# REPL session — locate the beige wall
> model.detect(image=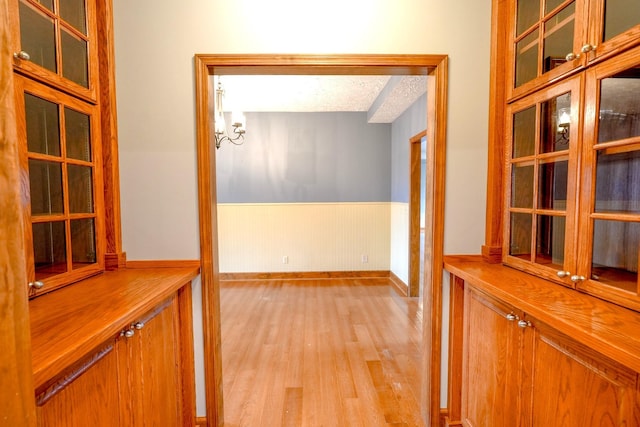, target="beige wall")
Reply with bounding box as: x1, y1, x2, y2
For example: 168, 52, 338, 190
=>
113, 0, 491, 416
